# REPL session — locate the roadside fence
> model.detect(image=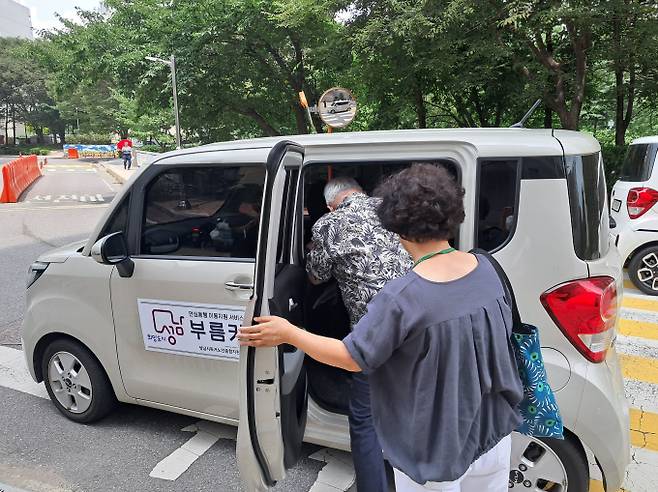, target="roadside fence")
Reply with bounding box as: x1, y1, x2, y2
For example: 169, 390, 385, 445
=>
0, 155, 42, 203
